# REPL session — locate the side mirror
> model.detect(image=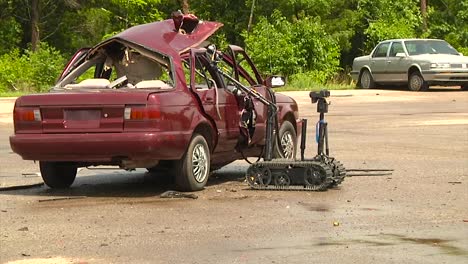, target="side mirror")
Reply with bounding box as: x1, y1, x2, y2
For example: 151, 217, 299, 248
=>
264, 76, 286, 88
395, 52, 406, 58
459, 52, 463, 56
